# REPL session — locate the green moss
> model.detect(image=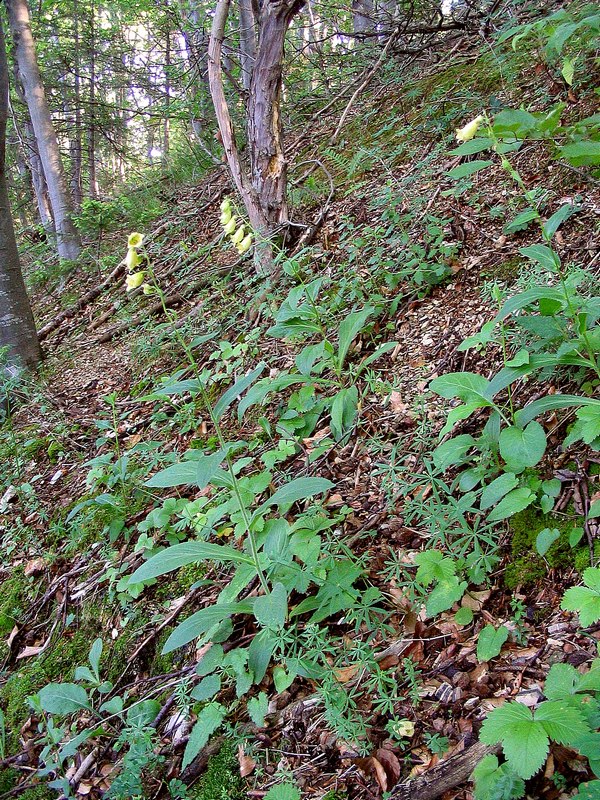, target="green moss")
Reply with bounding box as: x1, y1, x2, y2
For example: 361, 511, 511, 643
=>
482, 258, 524, 283
151, 628, 176, 676
574, 542, 600, 573
0, 622, 98, 750
505, 507, 584, 589
190, 741, 244, 800
323, 793, 348, 800
0, 768, 19, 792
20, 787, 49, 799
0, 568, 31, 634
